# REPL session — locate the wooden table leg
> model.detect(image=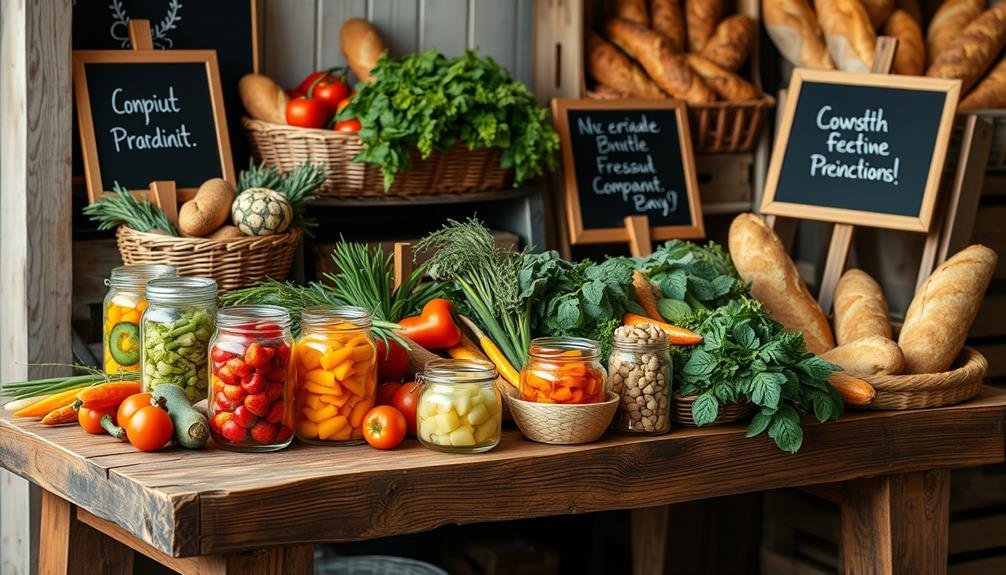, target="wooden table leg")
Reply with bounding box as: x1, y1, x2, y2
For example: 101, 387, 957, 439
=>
38, 490, 133, 575
197, 545, 315, 574
840, 469, 949, 575
631, 505, 669, 575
